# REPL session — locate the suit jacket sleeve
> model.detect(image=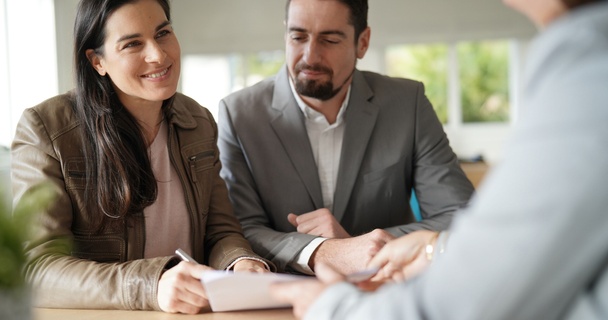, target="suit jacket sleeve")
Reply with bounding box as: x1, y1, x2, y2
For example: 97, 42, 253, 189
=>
201, 107, 275, 271
218, 99, 317, 272
385, 80, 474, 235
